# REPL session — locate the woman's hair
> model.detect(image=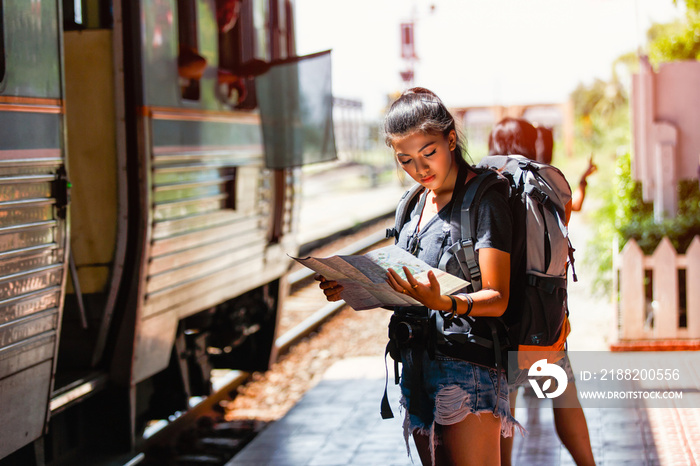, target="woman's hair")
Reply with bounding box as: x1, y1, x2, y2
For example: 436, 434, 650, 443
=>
535, 126, 554, 165
487, 117, 537, 160
384, 87, 469, 167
